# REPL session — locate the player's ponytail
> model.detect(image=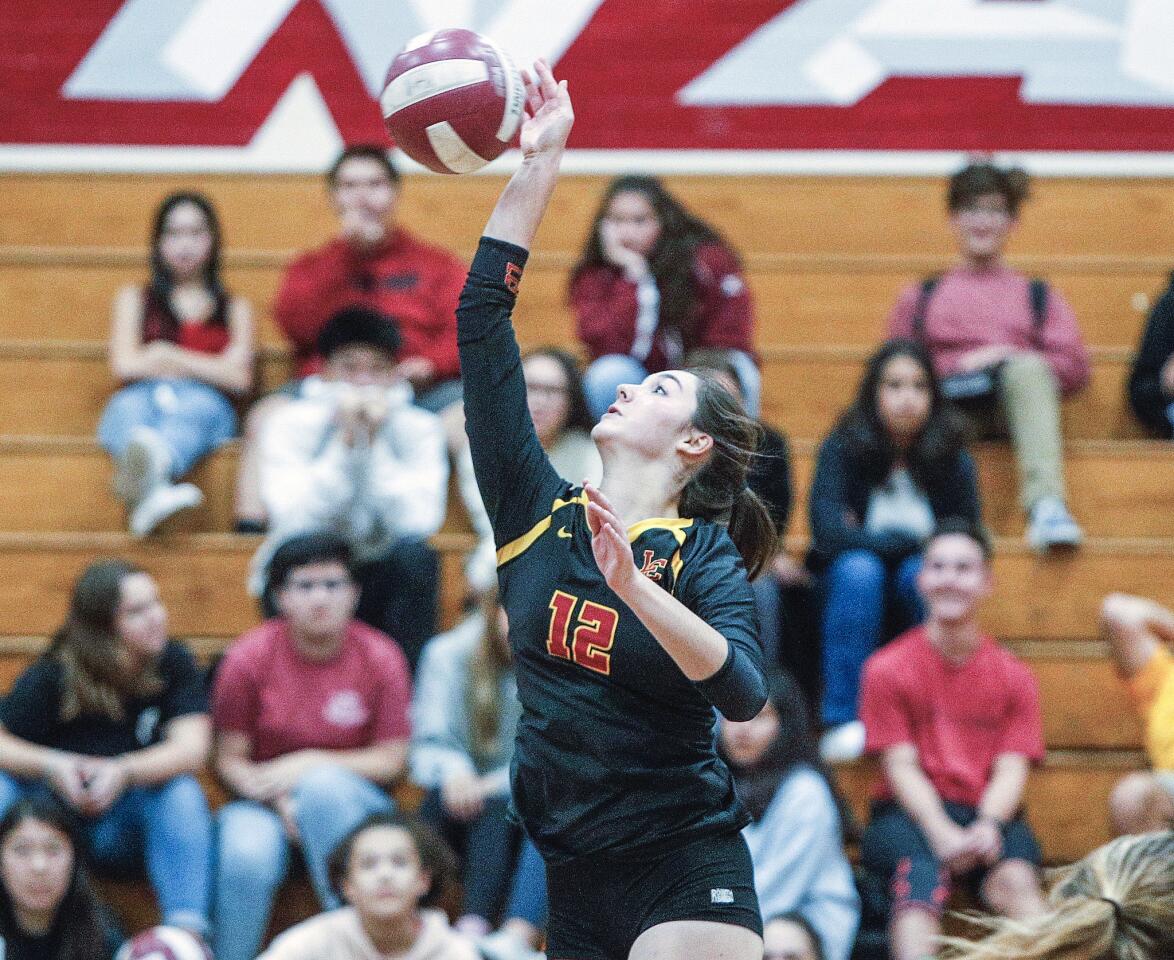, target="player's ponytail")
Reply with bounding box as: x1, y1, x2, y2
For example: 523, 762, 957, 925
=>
939, 830, 1174, 960
679, 373, 778, 579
